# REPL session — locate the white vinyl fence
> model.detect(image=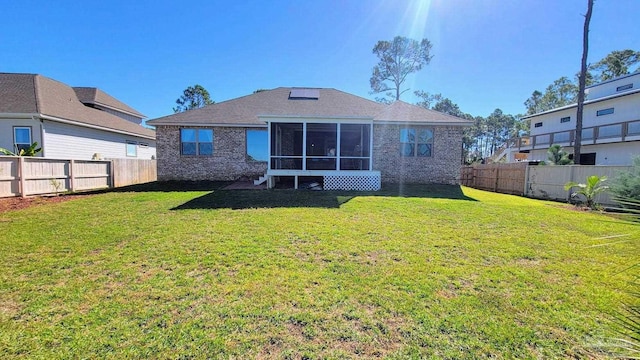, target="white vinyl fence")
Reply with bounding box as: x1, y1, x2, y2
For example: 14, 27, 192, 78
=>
0, 156, 156, 198
462, 163, 632, 206
526, 165, 630, 206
